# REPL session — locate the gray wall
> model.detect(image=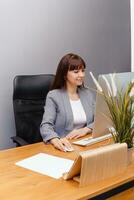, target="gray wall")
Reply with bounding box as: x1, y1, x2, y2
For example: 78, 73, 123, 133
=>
0, 0, 130, 150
